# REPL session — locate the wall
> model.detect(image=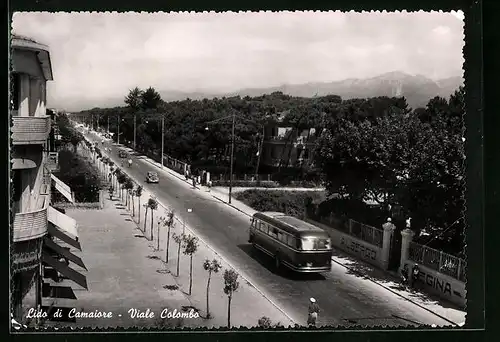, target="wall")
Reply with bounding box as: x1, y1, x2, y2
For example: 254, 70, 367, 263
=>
306, 218, 384, 268
403, 260, 466, 309
12, 49, 47, 118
